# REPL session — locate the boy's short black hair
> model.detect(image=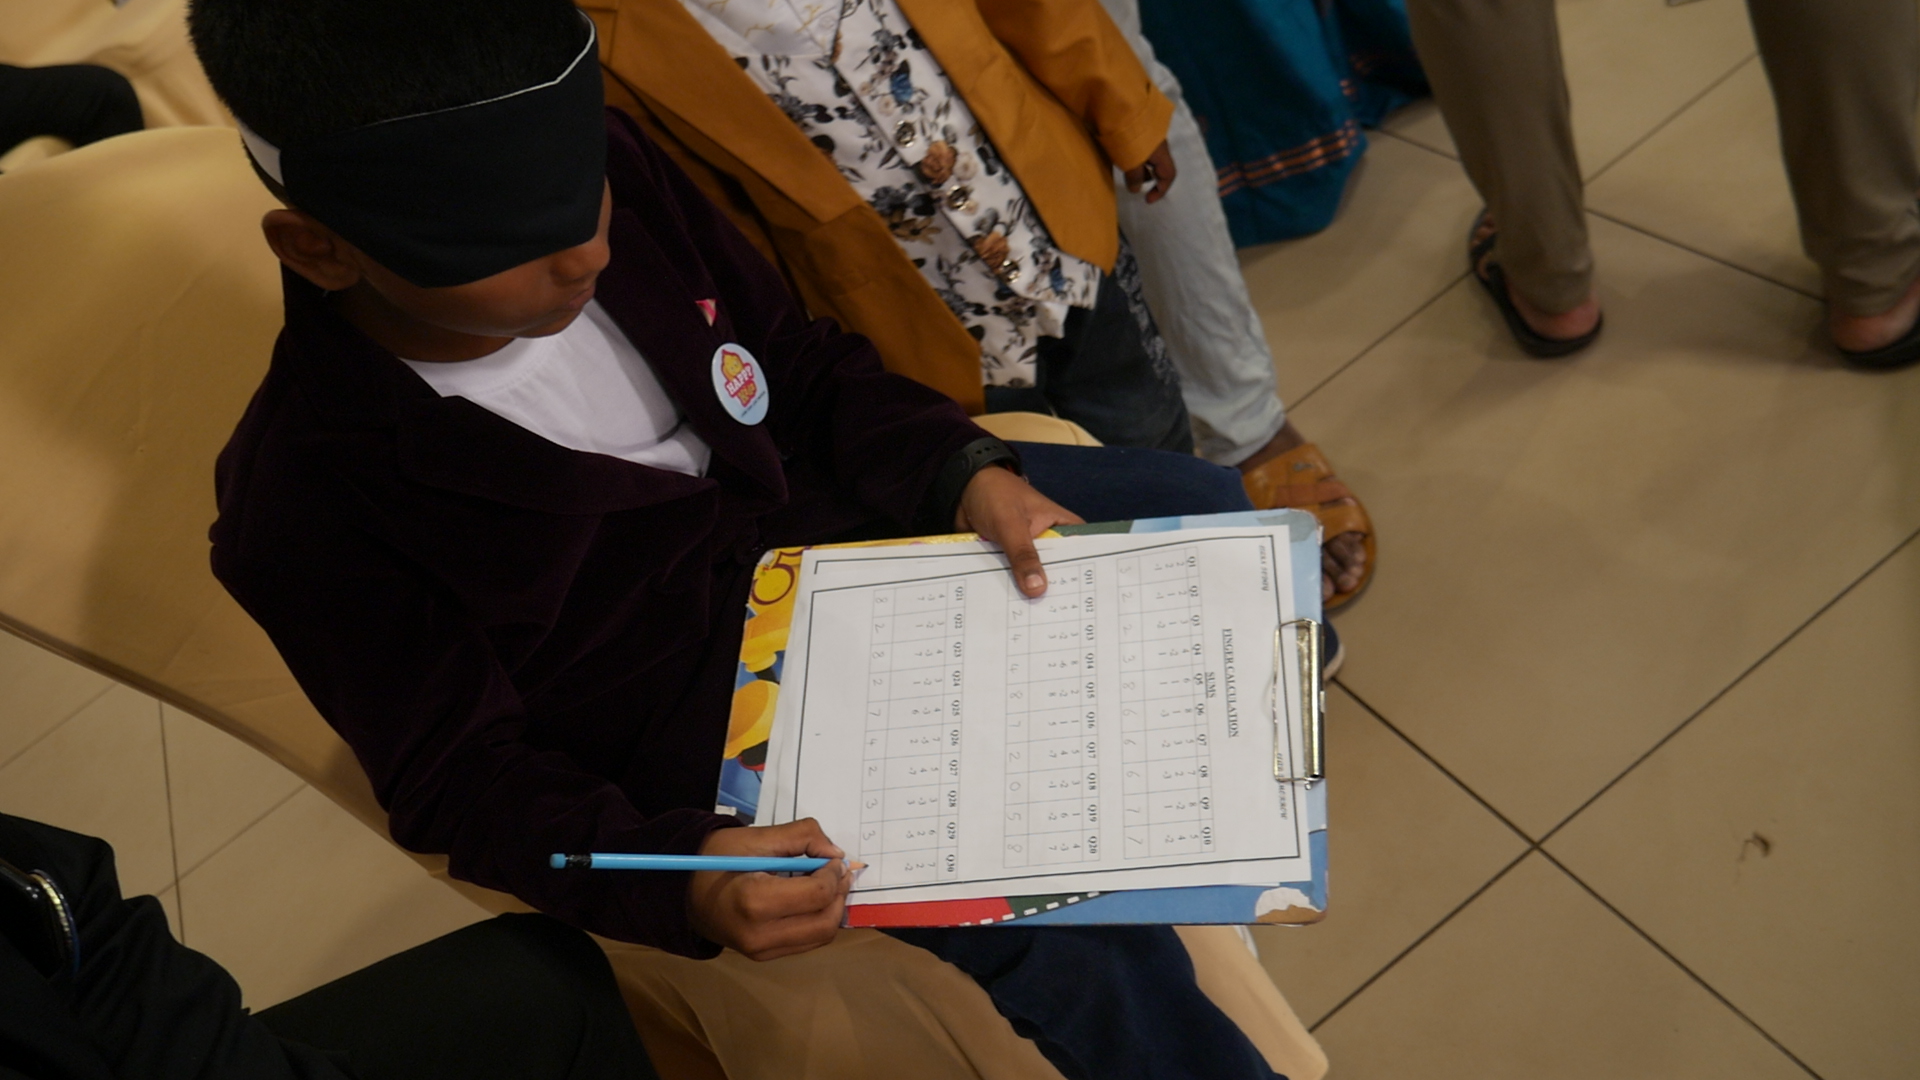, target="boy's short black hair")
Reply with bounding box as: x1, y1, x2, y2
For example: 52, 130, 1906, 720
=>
187, 0, 588, 147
